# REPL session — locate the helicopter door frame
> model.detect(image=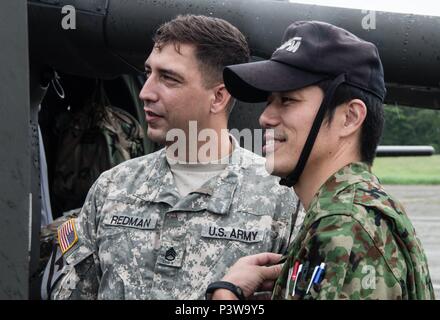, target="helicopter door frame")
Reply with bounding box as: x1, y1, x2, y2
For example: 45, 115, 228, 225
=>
0, 0, 33, 300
